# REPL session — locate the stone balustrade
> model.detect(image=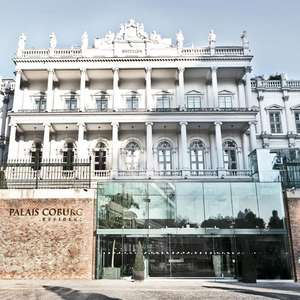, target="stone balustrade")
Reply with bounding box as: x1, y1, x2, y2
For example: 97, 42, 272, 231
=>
18, 46, 247, 59
251, 79, 300, 90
